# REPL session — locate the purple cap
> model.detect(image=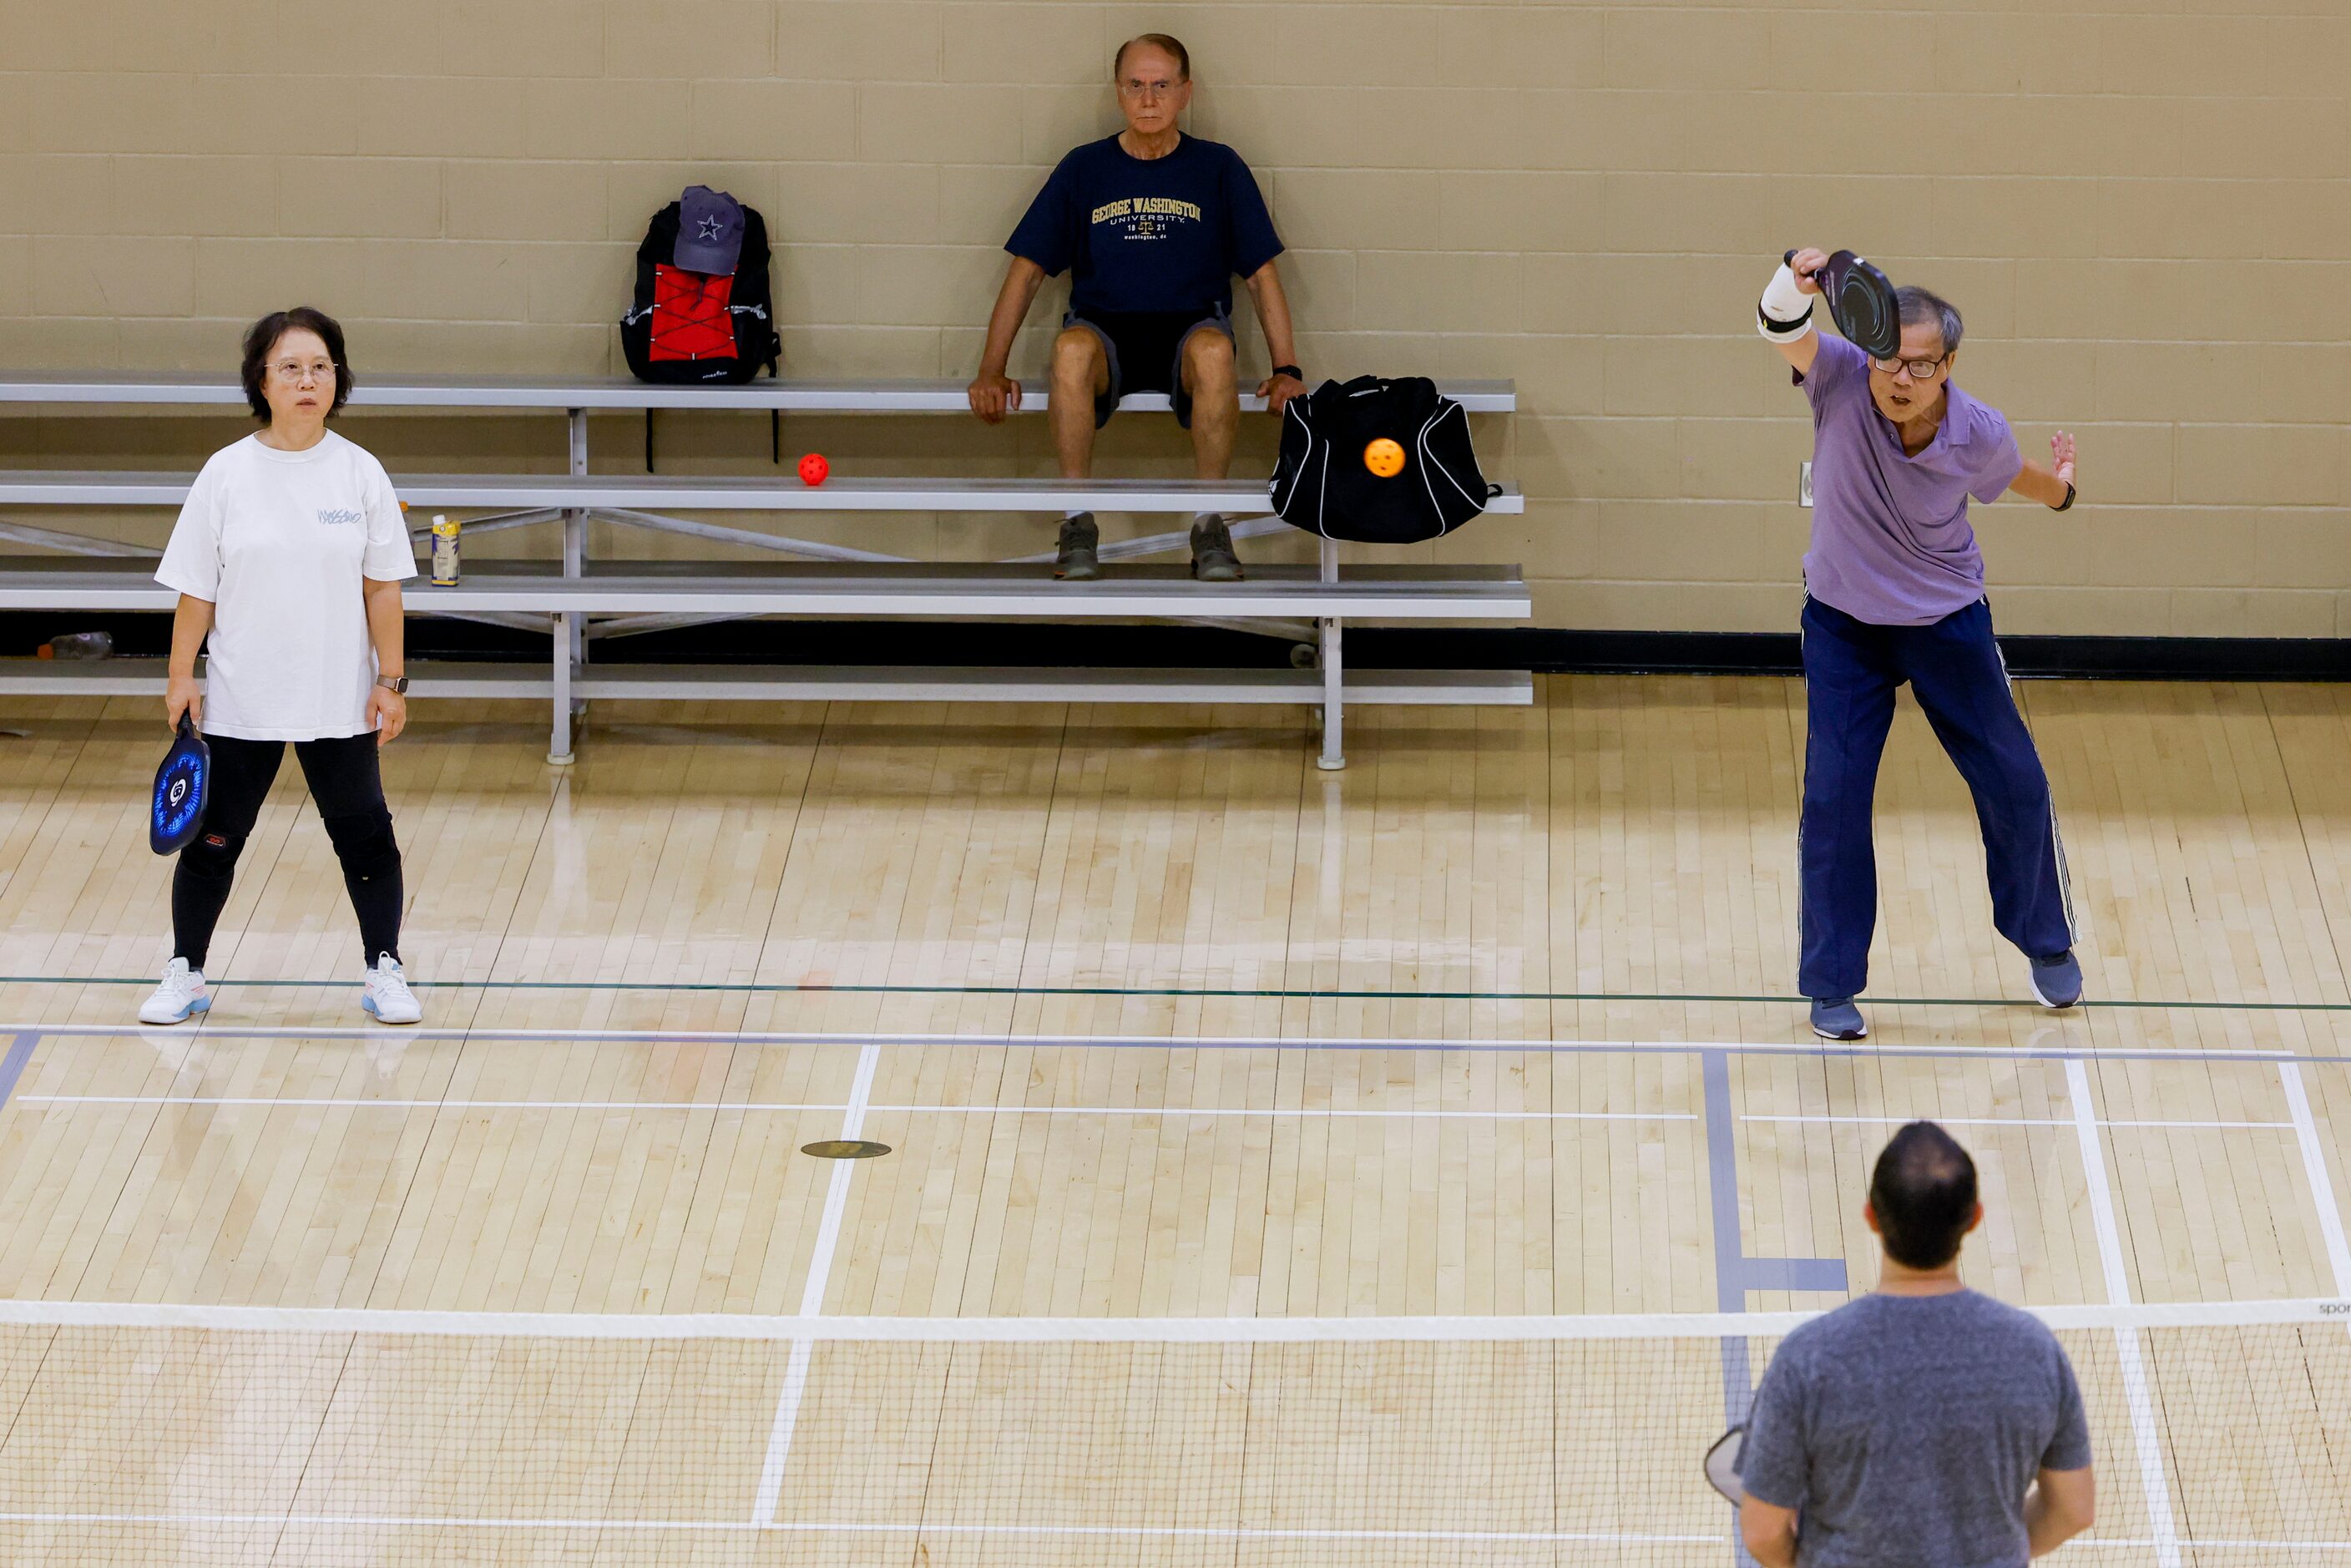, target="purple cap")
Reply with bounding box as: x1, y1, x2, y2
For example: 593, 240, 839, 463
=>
673, 185, 746, 275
